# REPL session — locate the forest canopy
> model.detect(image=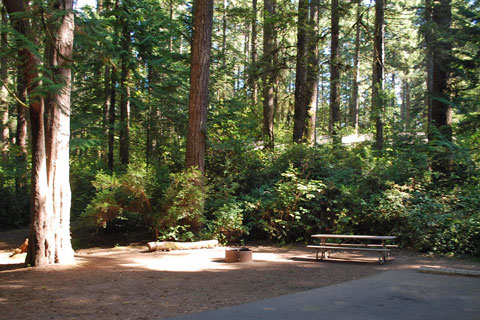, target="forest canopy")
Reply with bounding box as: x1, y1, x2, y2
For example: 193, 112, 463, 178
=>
0, 0, 479, 266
